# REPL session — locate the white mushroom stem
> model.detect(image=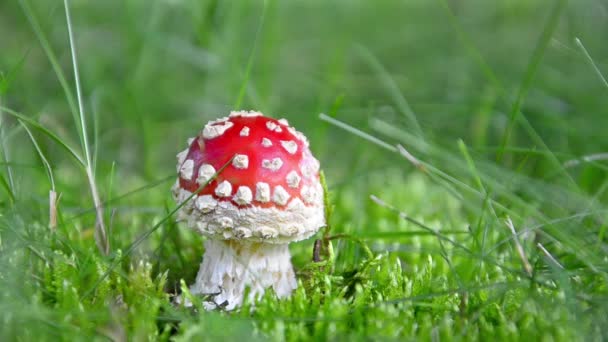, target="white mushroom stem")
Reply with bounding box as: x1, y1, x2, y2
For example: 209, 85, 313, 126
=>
190, 239, 297, 310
